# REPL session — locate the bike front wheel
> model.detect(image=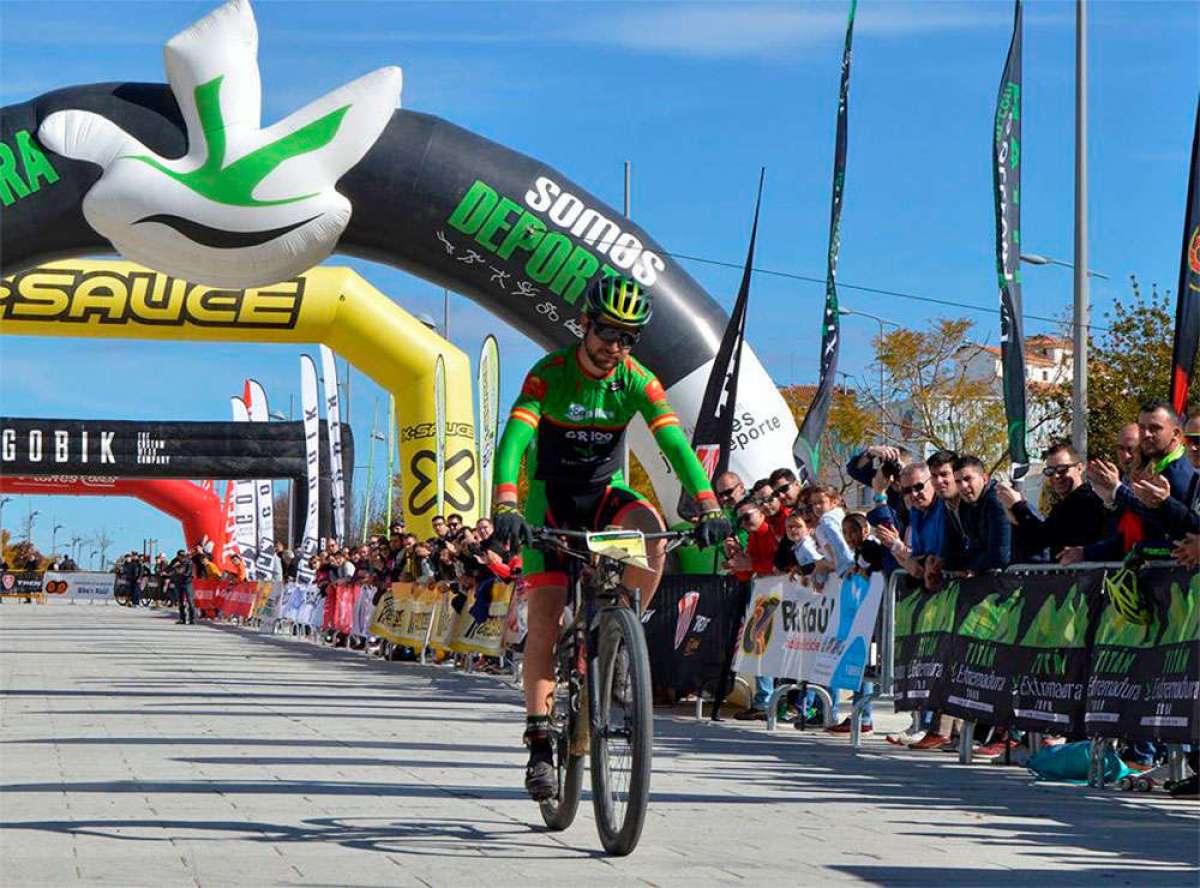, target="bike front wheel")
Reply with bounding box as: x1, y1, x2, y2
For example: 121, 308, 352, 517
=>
590, 606, 653, 856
